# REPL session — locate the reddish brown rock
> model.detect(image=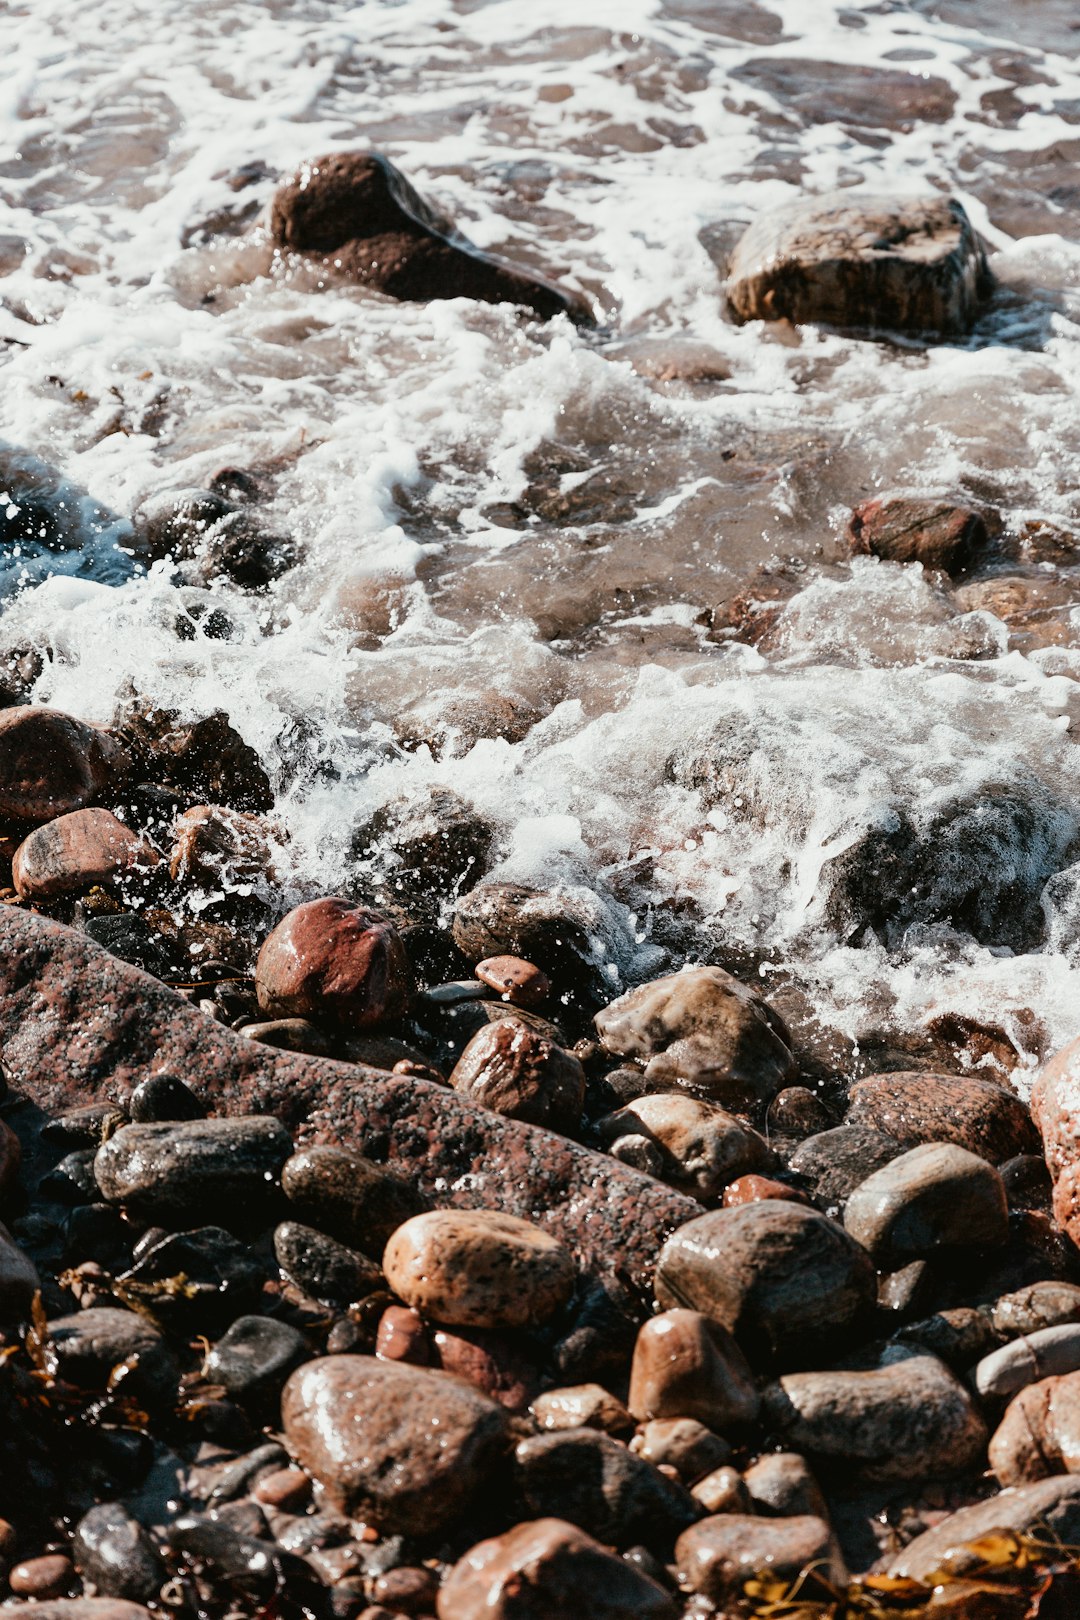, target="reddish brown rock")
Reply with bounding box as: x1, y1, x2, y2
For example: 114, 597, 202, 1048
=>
449, 1022, 585, 1133
253, 1467, 312, 1512
281, 1355, 510, 1534
375, 1304, 431, 1366
847, 1071, 1038, 1164
13, 810, 158, 901
475, 955, 551, 1009
8, 1556, 75, 1599
169, 804, 275, 887
530, 1384, 633, 1436
847, 496, 988, 575
886, 1477, 1080, 1579
675, 1514, 845, 1603
843, 1142, 1009, 1264
1033, 1035, 1080, 1250
383, 1210, 575, 1329
989, 1369, 1080, 1486
597, 1094, 774, 1200
255, 897, 412, 1031
433, 1325, 540, 1412
0, 707, 129, 826
436, 1518, 678, 1619
270, 153, 582, 321
628, 1309, 759, 1430
722, 1174, 807, 1208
